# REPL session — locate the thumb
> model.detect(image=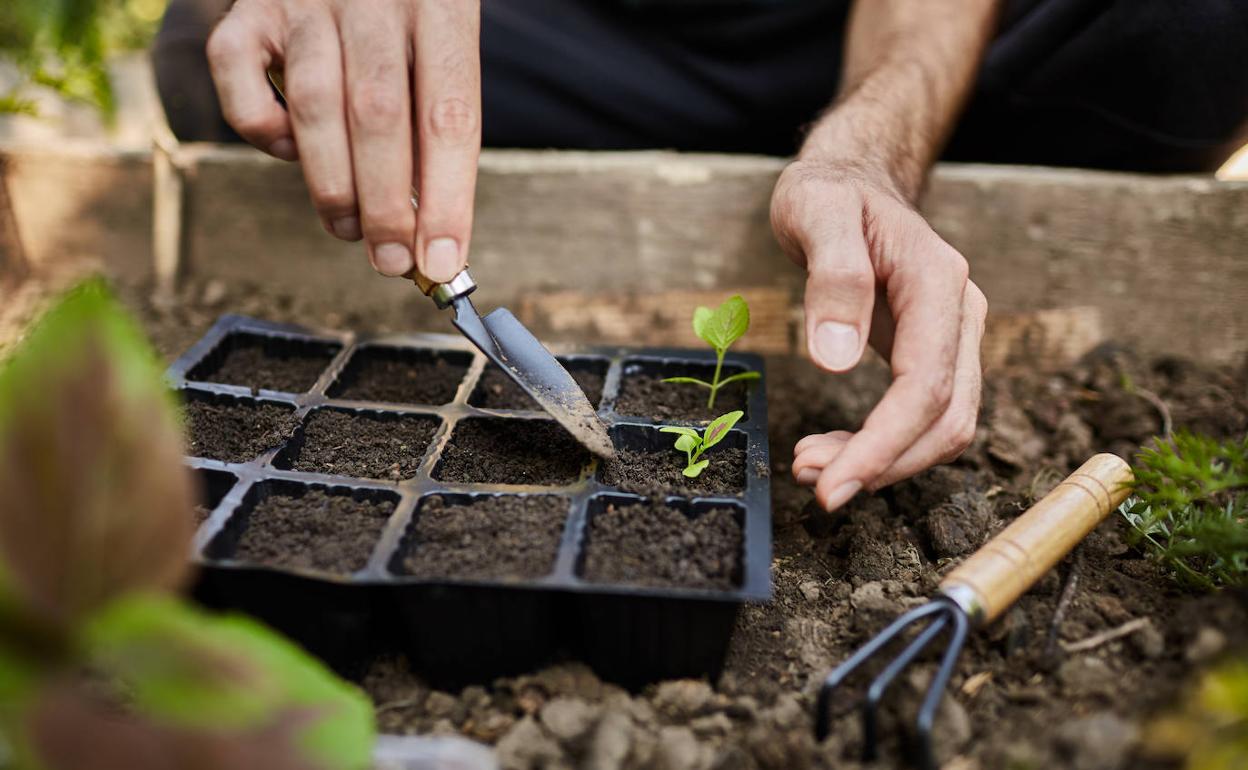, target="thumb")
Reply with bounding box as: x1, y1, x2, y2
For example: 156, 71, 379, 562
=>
804, 235, 875, 373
